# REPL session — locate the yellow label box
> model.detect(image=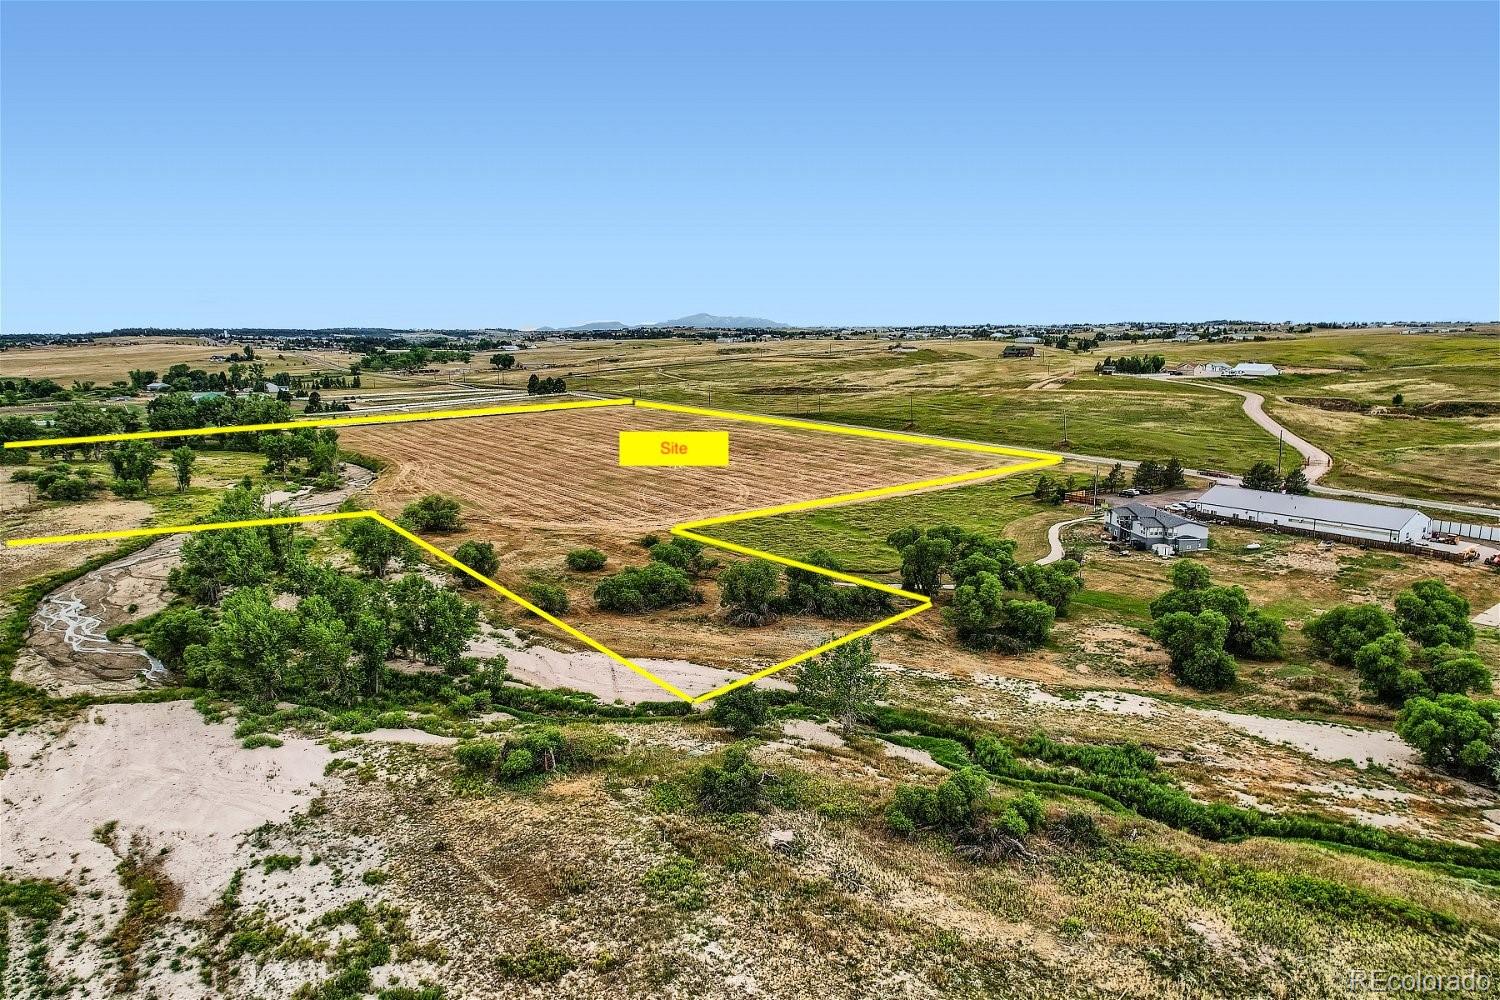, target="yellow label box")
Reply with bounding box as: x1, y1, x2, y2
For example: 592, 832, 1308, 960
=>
619, 430, 729, 467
